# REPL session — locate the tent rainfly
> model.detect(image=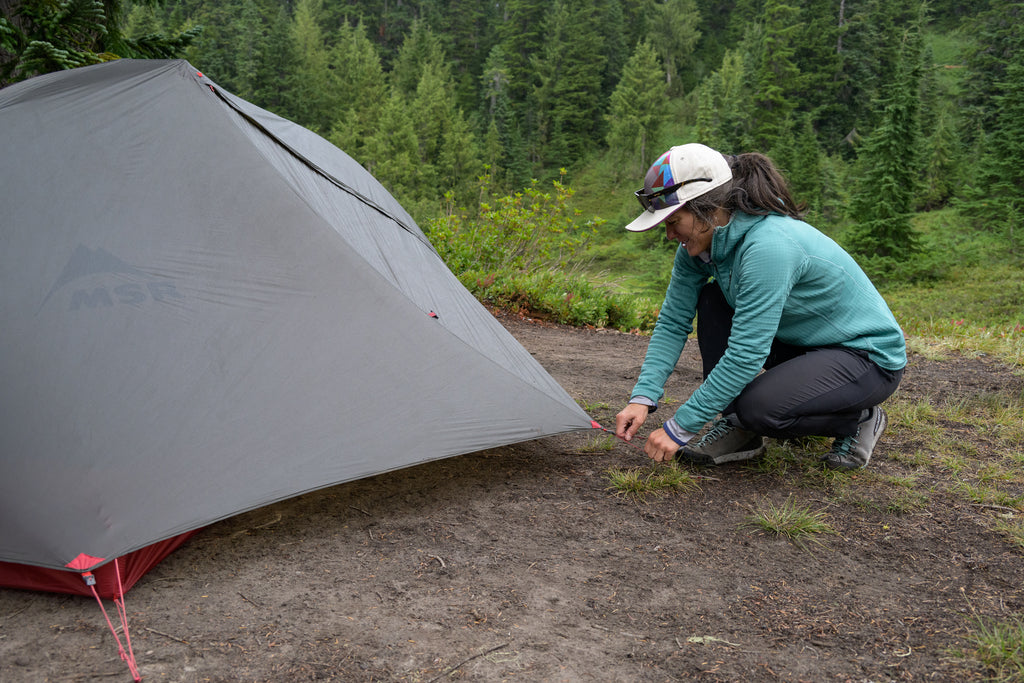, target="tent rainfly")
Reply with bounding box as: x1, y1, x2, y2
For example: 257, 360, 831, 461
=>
0, 59, 596, 679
